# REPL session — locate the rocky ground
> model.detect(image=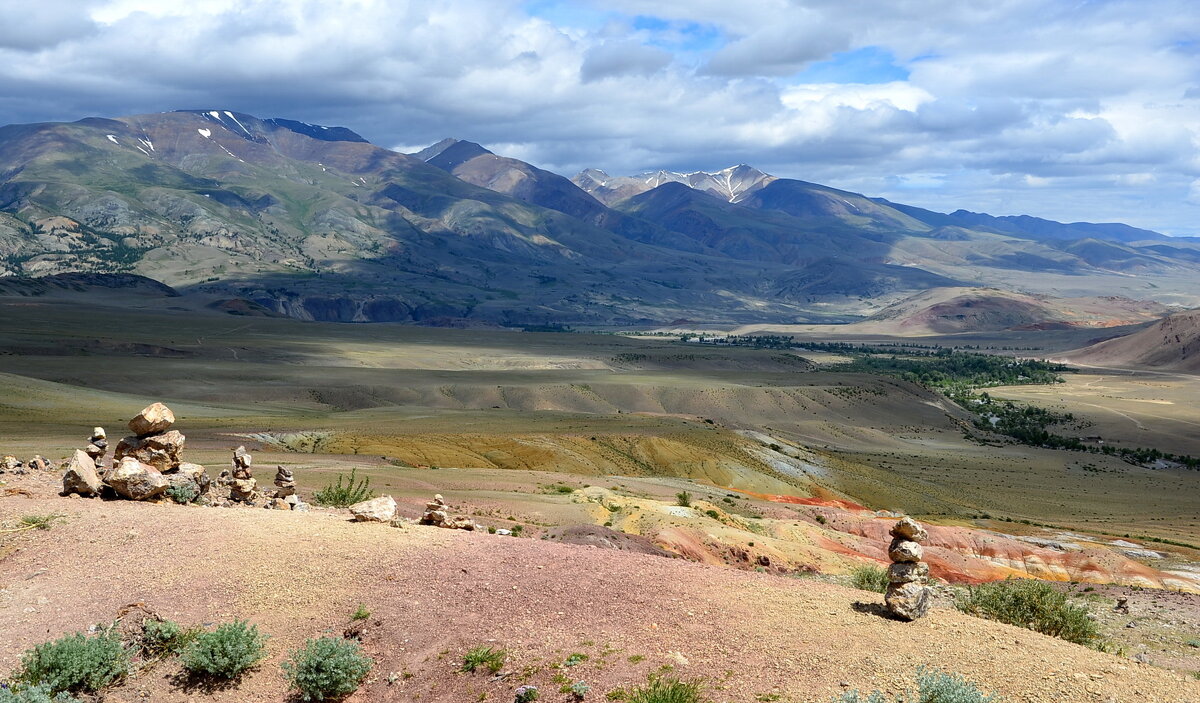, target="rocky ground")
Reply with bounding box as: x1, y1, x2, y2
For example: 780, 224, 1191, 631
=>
2, 467, 1200, 703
